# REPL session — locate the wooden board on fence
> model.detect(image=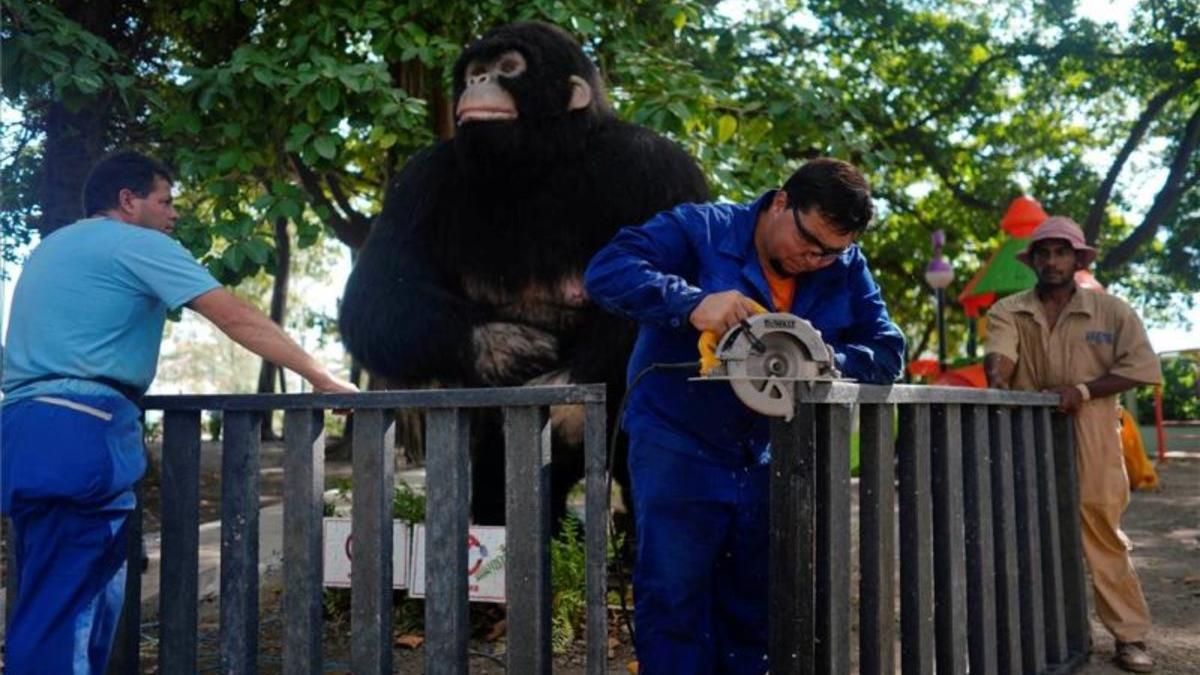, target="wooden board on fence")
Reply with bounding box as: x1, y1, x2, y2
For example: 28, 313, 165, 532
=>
323, 517, 411, 589
409, 525, 507, 604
